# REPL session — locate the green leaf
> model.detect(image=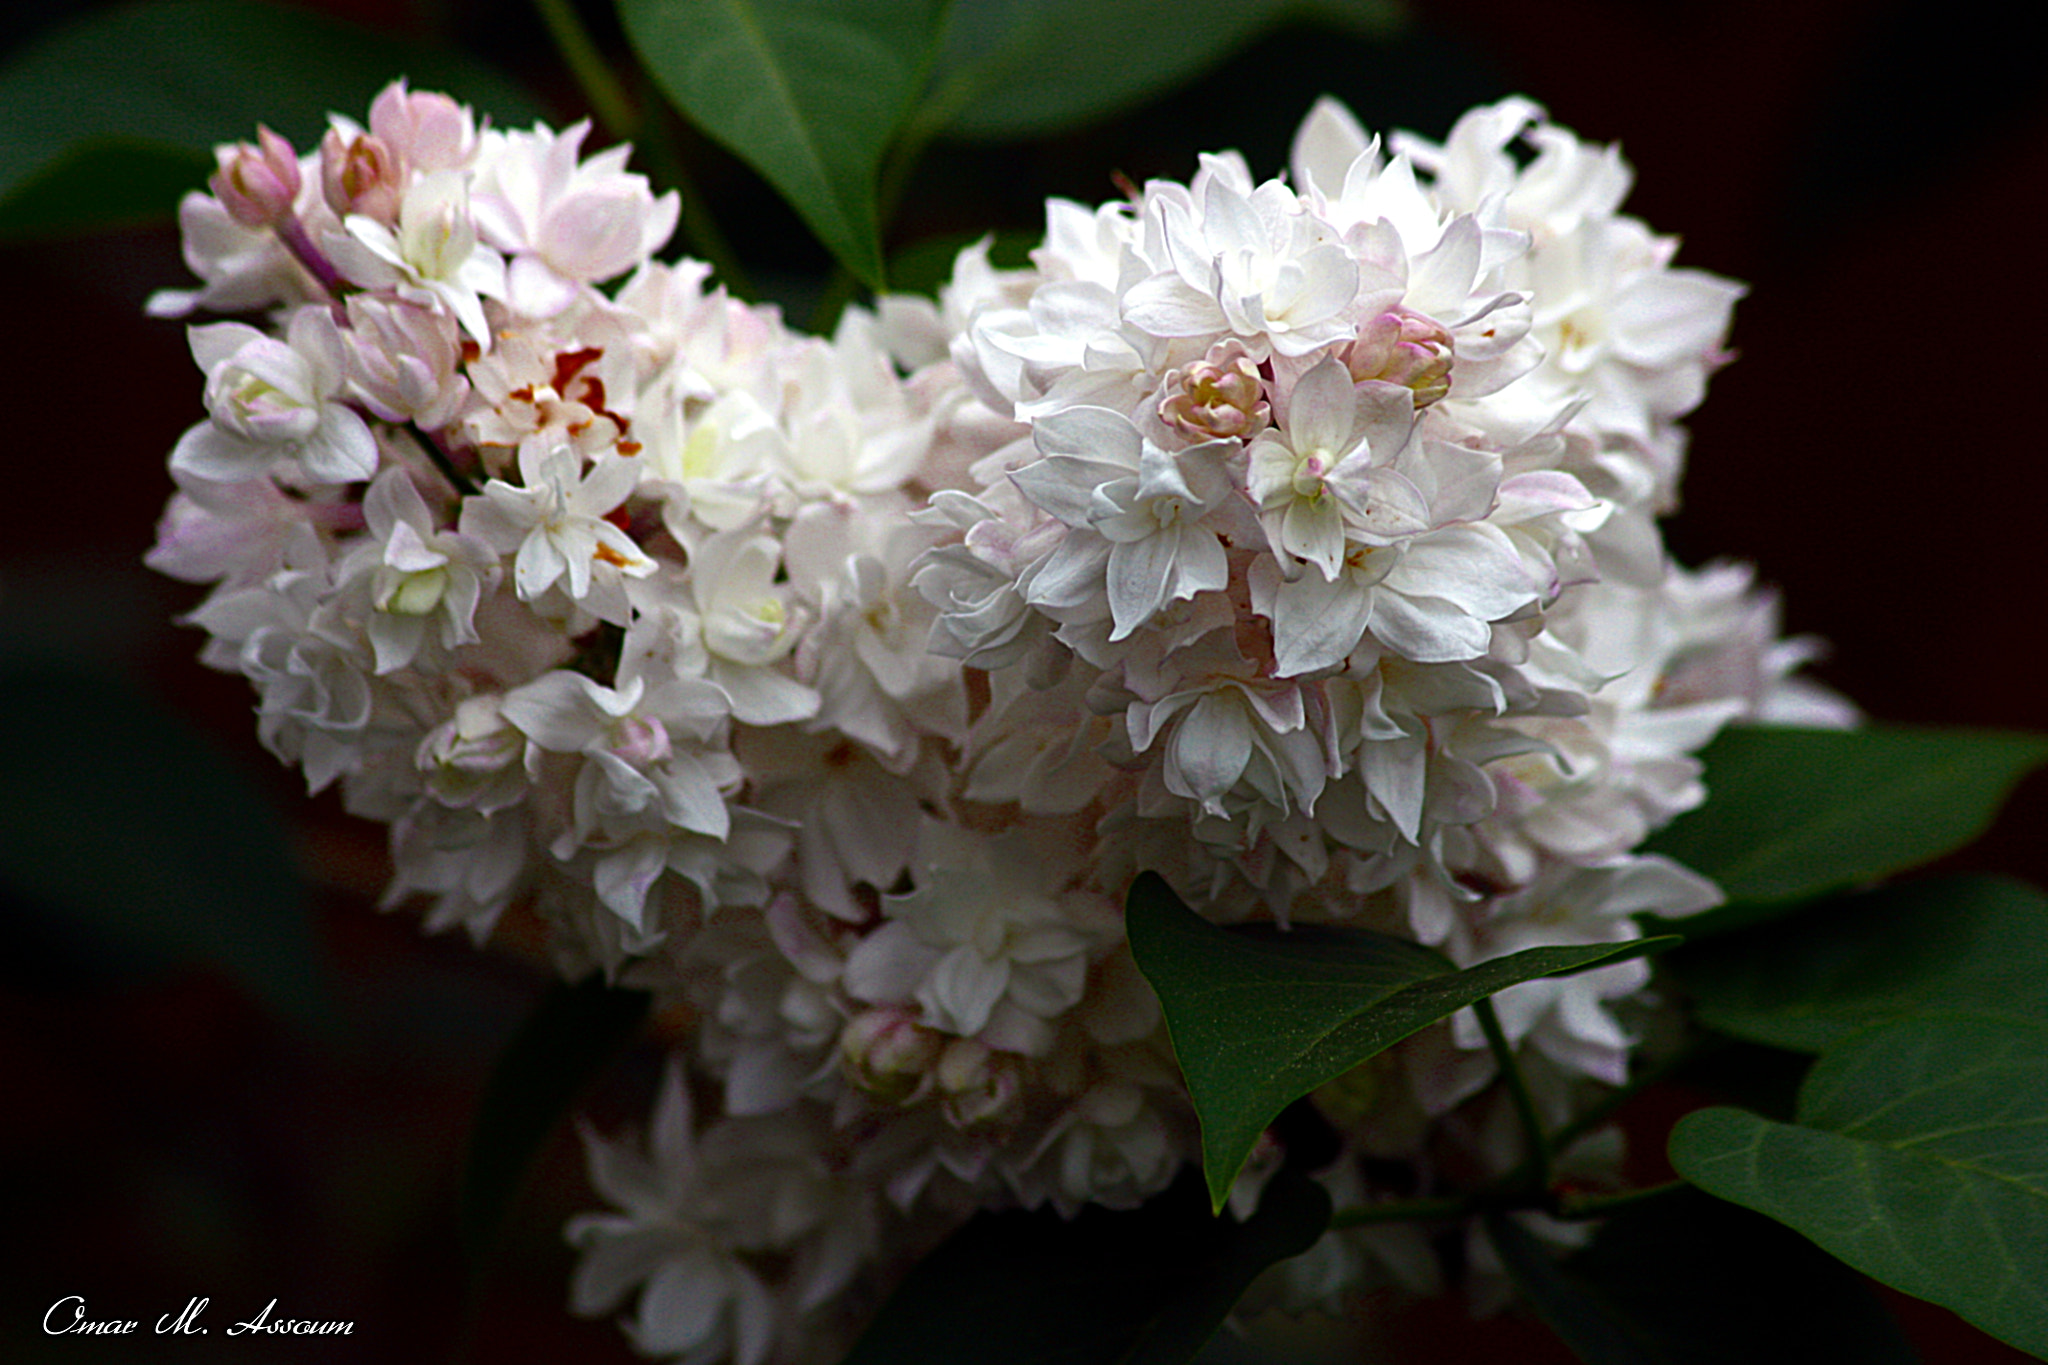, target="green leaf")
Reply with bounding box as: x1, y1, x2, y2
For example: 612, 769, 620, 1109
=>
461, 973, 651, 1265
1125, 873, 1675, 1211
0, 659, 328, 1030
1645, 724, 2048, 925
619, 0, 950, 288
840, 1167, 1330, 1365
923, 0, 1404, 142
1678, 876, 2048, 1053
1568, 1189, 1918, 1365
1485, 1211, 1668, 1364
0, 0, 545, 240
1670, 1013, 2048, 1360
